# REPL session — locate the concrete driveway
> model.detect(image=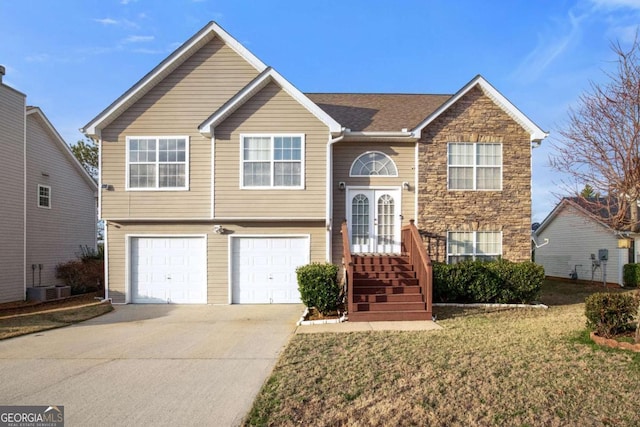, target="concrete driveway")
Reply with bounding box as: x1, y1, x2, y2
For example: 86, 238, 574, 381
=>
0, 304, 302, 426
